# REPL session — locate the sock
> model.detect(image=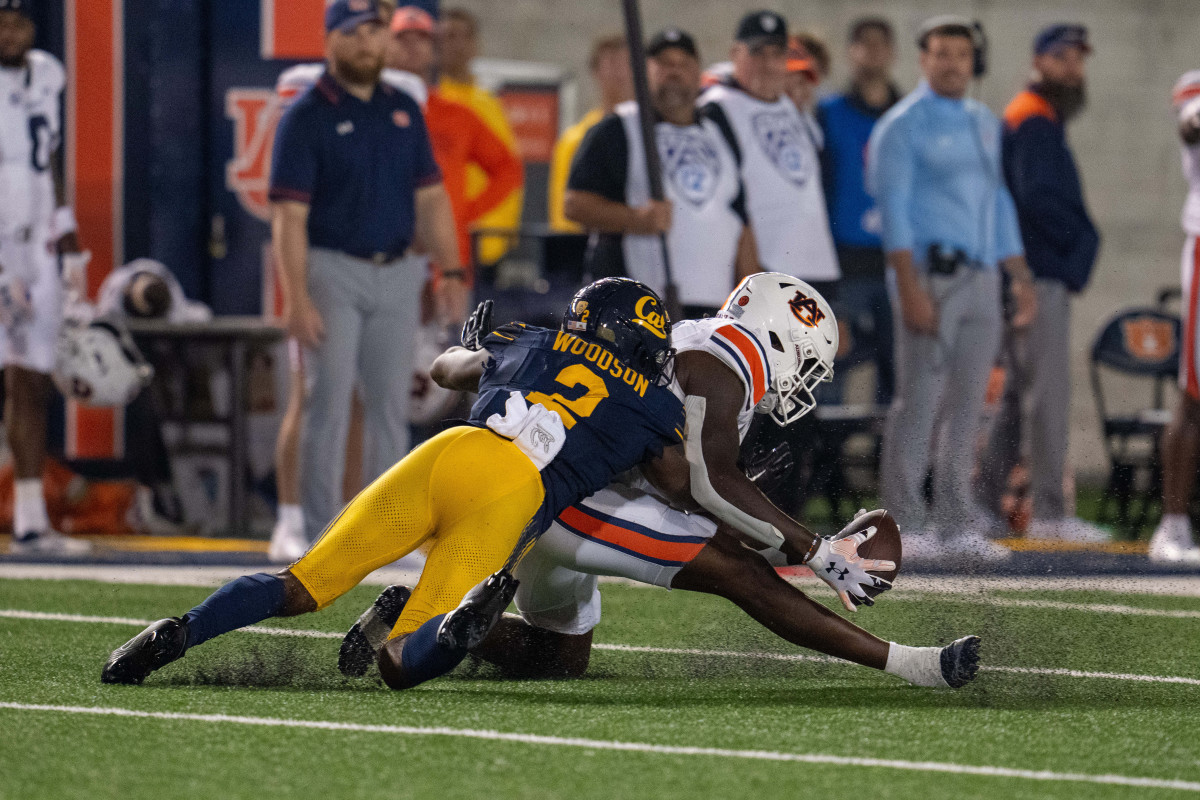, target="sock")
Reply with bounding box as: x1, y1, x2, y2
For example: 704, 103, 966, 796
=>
14, 478, 49, 538
394, 615, 469, 689
278, 504, 304, 536
884, 642, 946, 687
181, 573, 287, 649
